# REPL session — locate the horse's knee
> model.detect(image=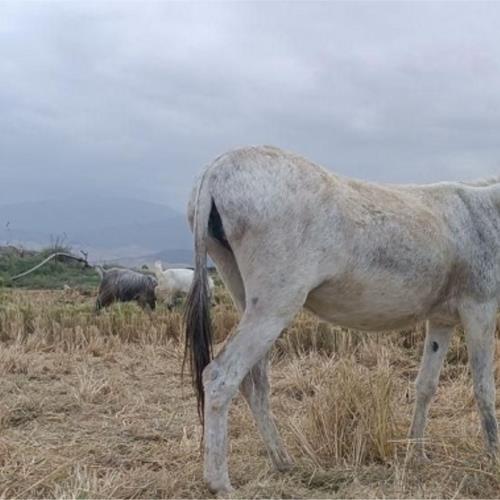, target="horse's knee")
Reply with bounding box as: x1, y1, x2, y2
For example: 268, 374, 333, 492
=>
203, 362, 238, 412
415, 376, 437, 402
